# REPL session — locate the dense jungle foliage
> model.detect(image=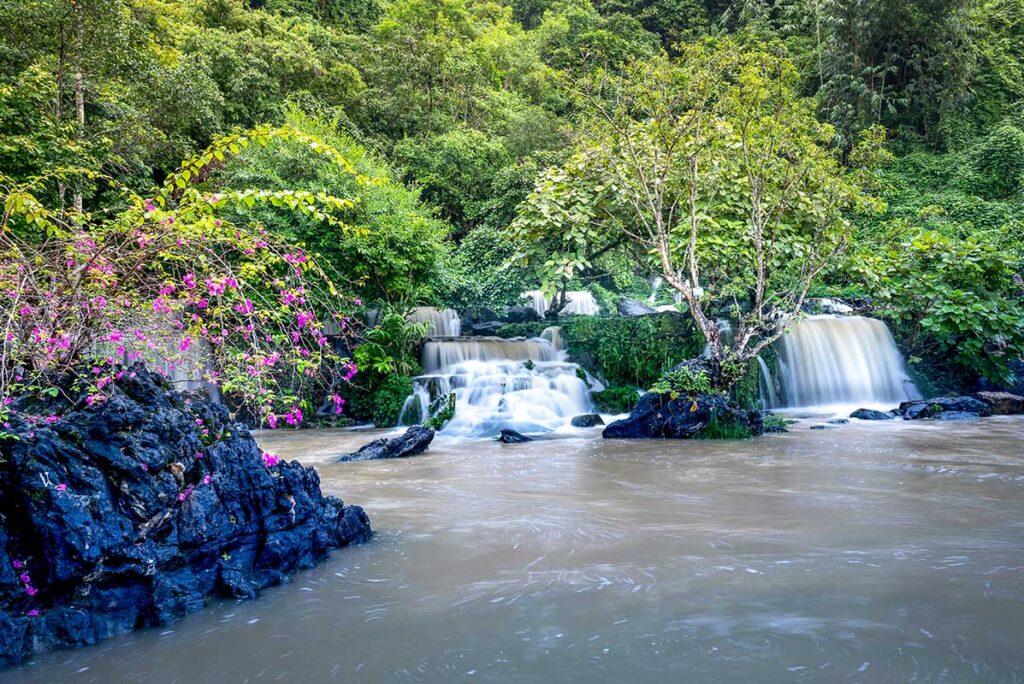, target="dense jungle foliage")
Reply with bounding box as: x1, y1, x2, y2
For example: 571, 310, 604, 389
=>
2, 0, 1022, 423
